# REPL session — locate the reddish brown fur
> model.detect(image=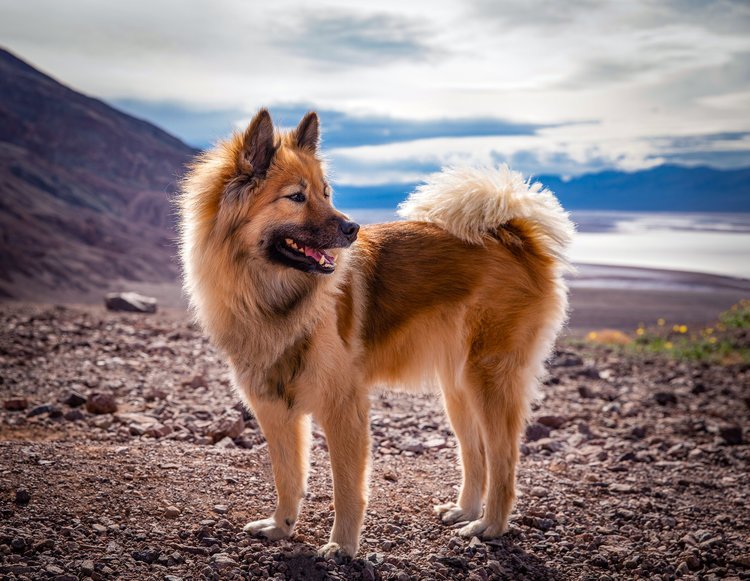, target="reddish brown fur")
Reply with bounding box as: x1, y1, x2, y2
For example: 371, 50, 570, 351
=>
179, 110, 569, 558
